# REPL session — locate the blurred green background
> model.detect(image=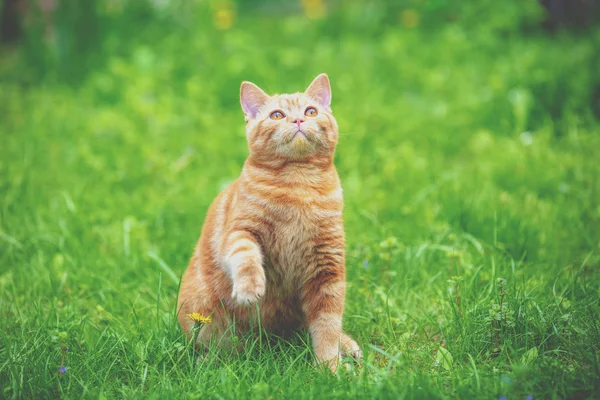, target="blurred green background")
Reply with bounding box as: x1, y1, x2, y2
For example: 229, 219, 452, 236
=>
1, 0, 600, 398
